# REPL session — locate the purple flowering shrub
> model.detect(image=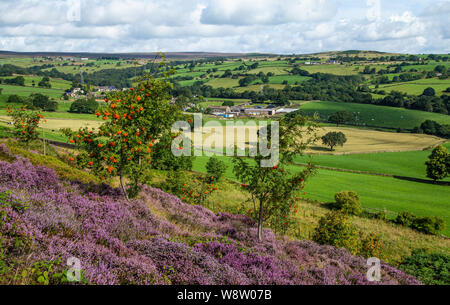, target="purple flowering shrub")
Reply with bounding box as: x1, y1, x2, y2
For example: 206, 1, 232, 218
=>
0, 145, 421, 285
